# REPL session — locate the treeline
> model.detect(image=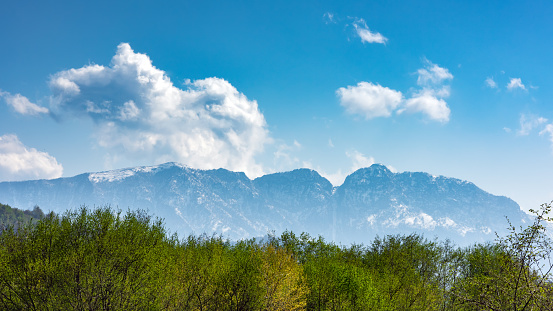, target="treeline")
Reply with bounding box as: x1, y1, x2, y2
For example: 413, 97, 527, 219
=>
0, 203, 45, 230
0, 204, 552, 310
